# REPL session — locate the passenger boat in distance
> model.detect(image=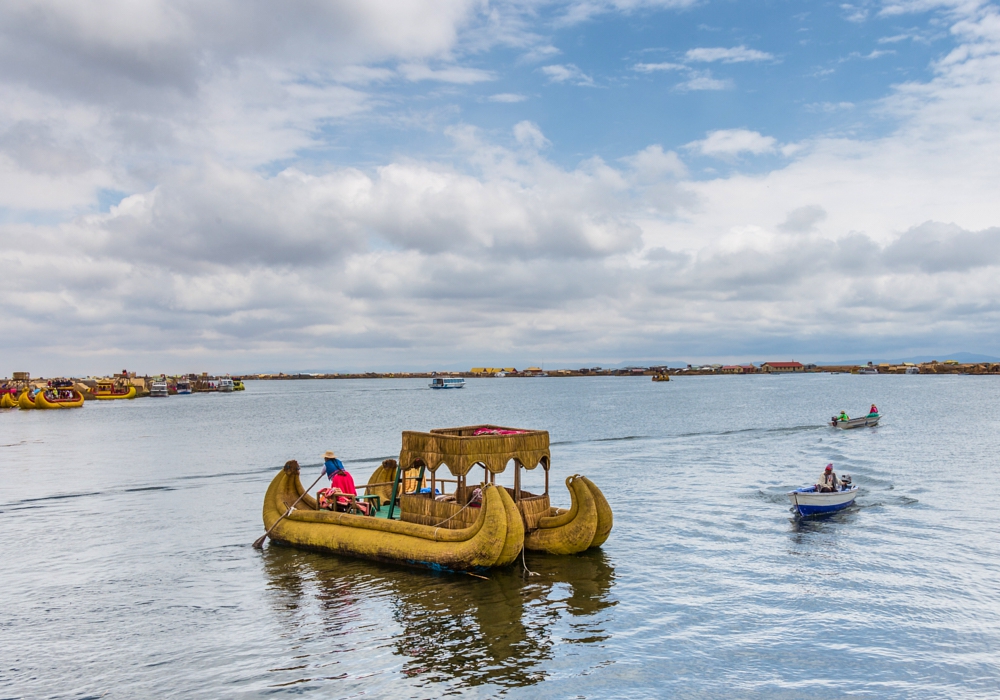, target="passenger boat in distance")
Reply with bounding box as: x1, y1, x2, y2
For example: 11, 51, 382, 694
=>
34, 386, 85, 409
150, 380, 169, 397
176, 379, 192, 395
429, 377, 465, 389
830, 413, 881, 429
788, 478, 858, 516
92, 379, 136, 400
217, 378, 235, 392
